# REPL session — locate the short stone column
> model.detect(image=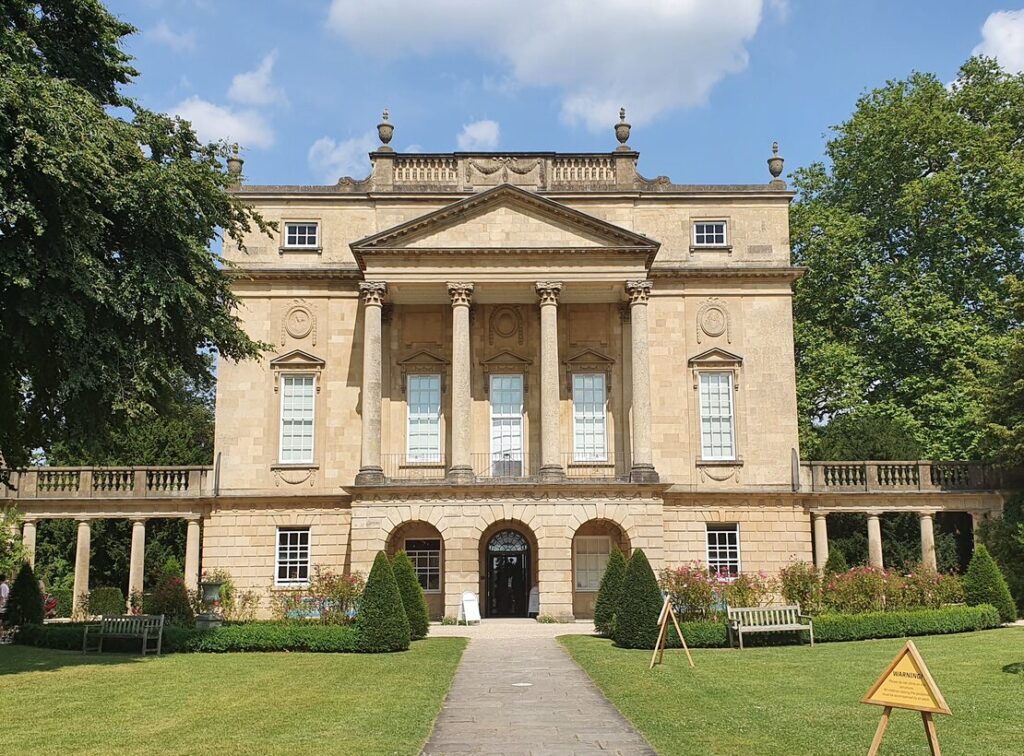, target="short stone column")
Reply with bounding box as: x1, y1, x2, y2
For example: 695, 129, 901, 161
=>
866, 514, 884, 568
626, 280, 658, 482
447, 282, 475, 483
536, 282, 564, 481
22, 519, 38, 569
812, 513, 829, 570
356, 281, 387, 485
127, 519, 147, 606
184, 517, 201, 592
72, 519, 91, 617
919, 512, 937, 571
